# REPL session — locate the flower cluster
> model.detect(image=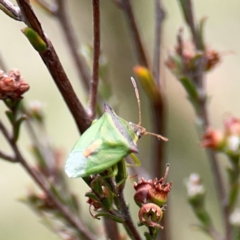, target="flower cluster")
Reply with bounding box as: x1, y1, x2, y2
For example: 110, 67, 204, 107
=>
0, 69, 29, 100
202, 116, 240, 156
165, 40, 220, 78
133, 164, 172, 229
